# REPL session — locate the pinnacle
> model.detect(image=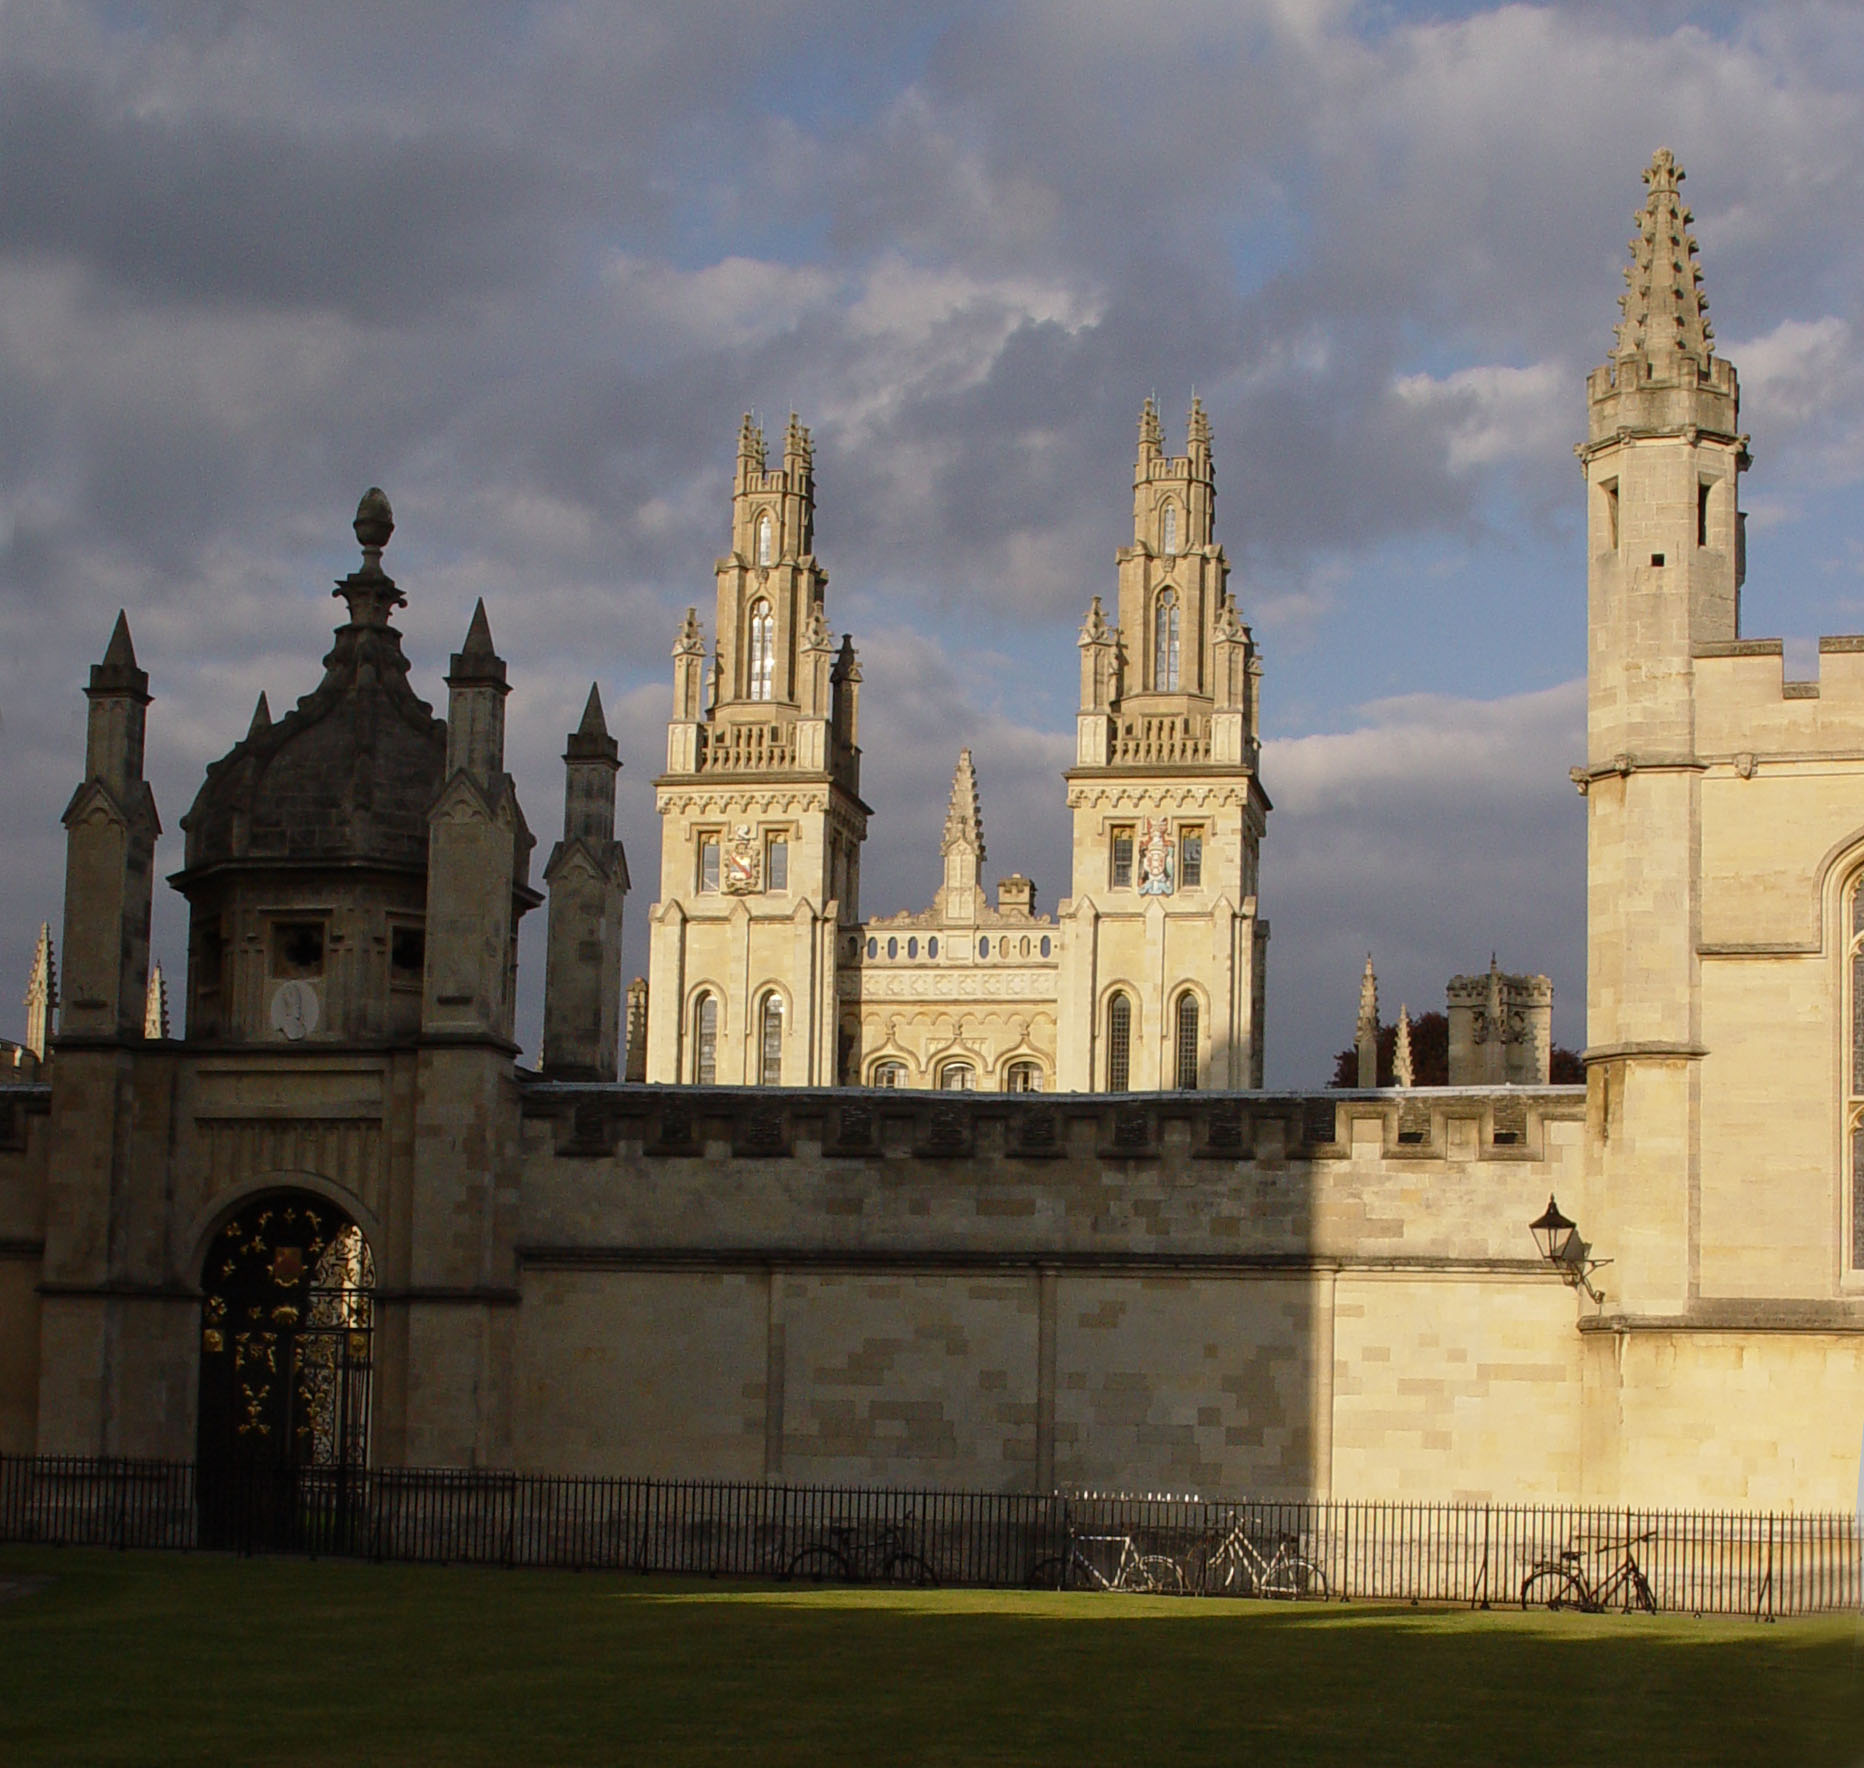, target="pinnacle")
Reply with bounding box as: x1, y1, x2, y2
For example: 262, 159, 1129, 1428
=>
461, 598, 496, 658
675, 606, 705, 653
1613, 146, 1714, 368
1138, 396, 1162, 455
576, 682, 608, 738
247, 692, 272, 738
102, 610, 137, 670
941, 748, 985, 861
1188, 394, 1211, 447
